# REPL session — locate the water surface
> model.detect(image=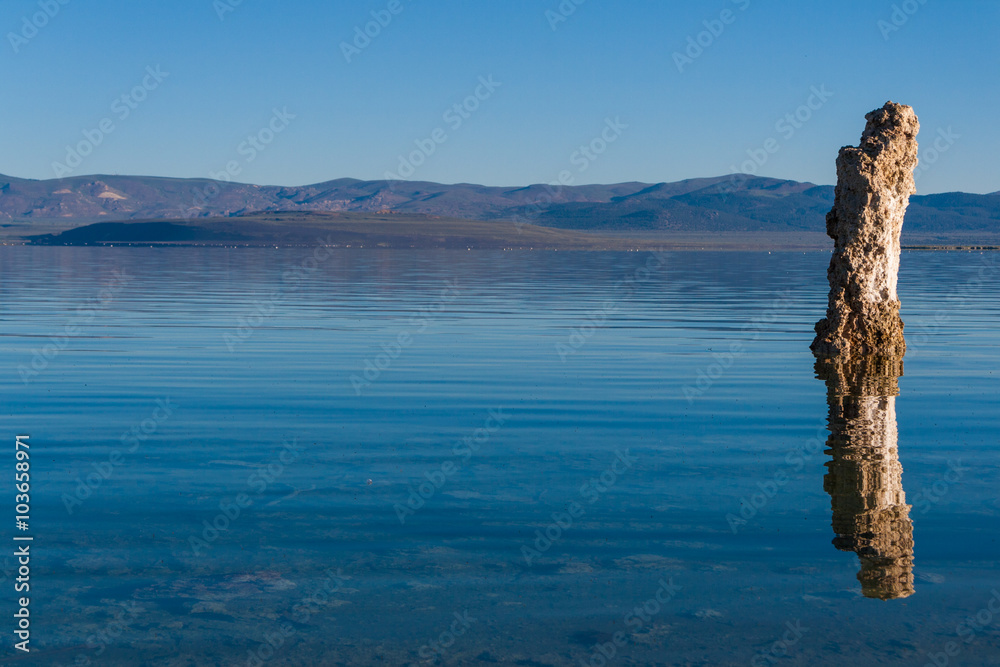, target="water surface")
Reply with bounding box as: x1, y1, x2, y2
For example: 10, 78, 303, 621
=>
1, 247, 997, 665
